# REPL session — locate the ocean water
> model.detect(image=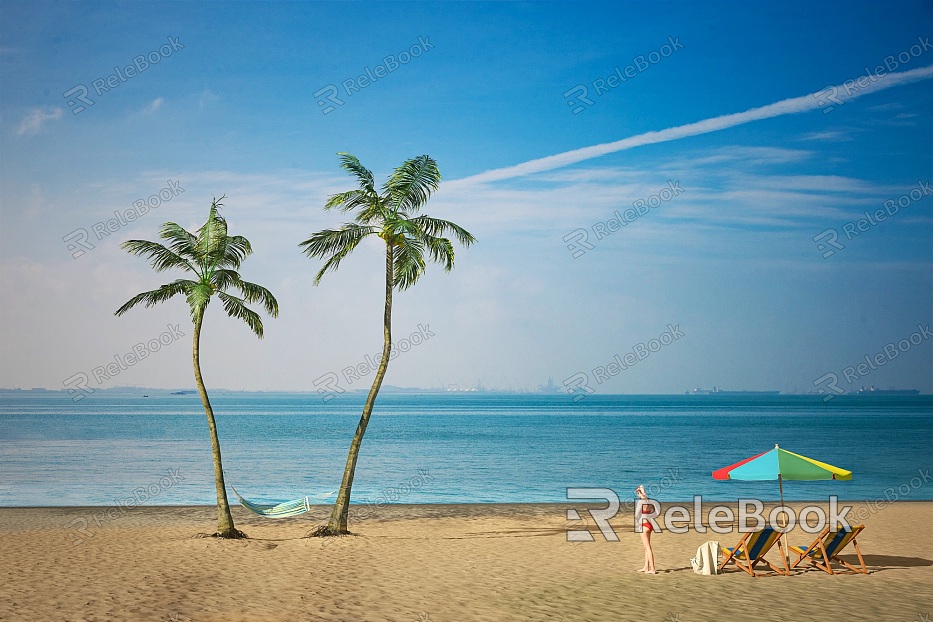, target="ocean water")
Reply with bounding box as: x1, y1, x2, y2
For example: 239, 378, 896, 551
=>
0, 391, 930, 507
